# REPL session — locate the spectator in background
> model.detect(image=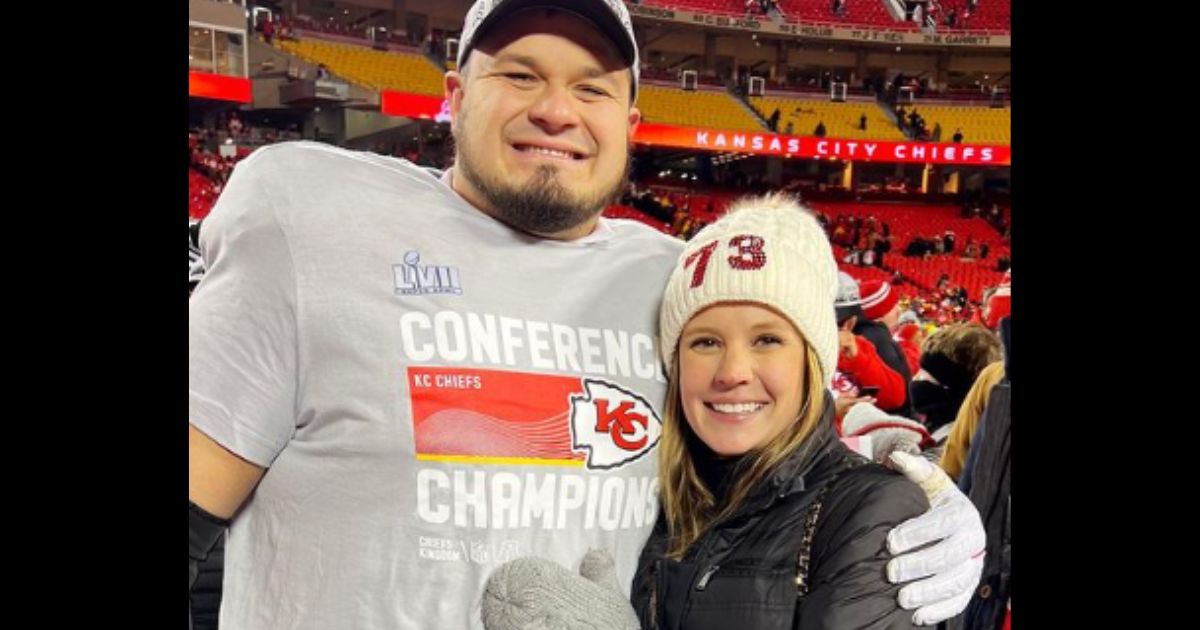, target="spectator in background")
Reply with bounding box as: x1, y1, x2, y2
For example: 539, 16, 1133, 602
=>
936, 273, 951, 293
873, 231, 891, 268
767, 107, 781, 131
859, 113, 868, 130
982, 272, 1011, 331
814, 120, 827, 137
932, 122, 942, 142
955, 287, 969, 308
925, 1, 940, 24
910, 323, 1002, 438
860, 279, 904, 333
227, 111, 244, 139
963, 238, 979, 260
832, 273, 910, 419
837, 276, 915, 417
904, 235, 931, 257
939, 358, 1005, 483
952, 128, 964, 143
894, 314, 925, 376
670, 206, 688, 235
832, 222, 850, 247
